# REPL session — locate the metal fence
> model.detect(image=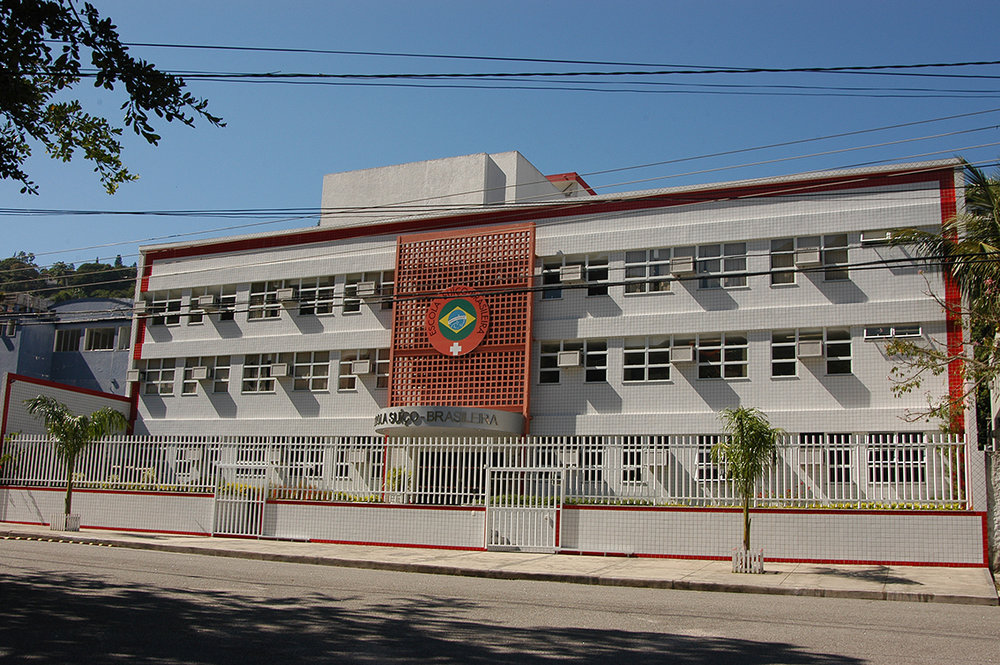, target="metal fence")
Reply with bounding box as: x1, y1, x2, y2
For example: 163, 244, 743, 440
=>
0, 433, 970, 510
